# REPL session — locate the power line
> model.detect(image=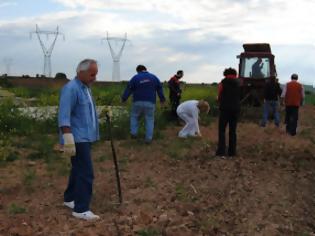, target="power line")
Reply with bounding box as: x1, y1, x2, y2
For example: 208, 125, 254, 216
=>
30, 24, 65, 77
3, 57, 13, 75
102, 32, 128, 81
